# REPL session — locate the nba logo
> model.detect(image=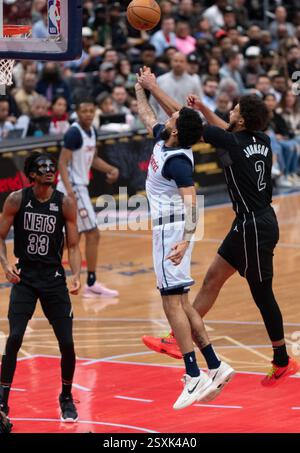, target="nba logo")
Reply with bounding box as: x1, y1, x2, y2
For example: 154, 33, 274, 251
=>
48, 0, 61, 36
